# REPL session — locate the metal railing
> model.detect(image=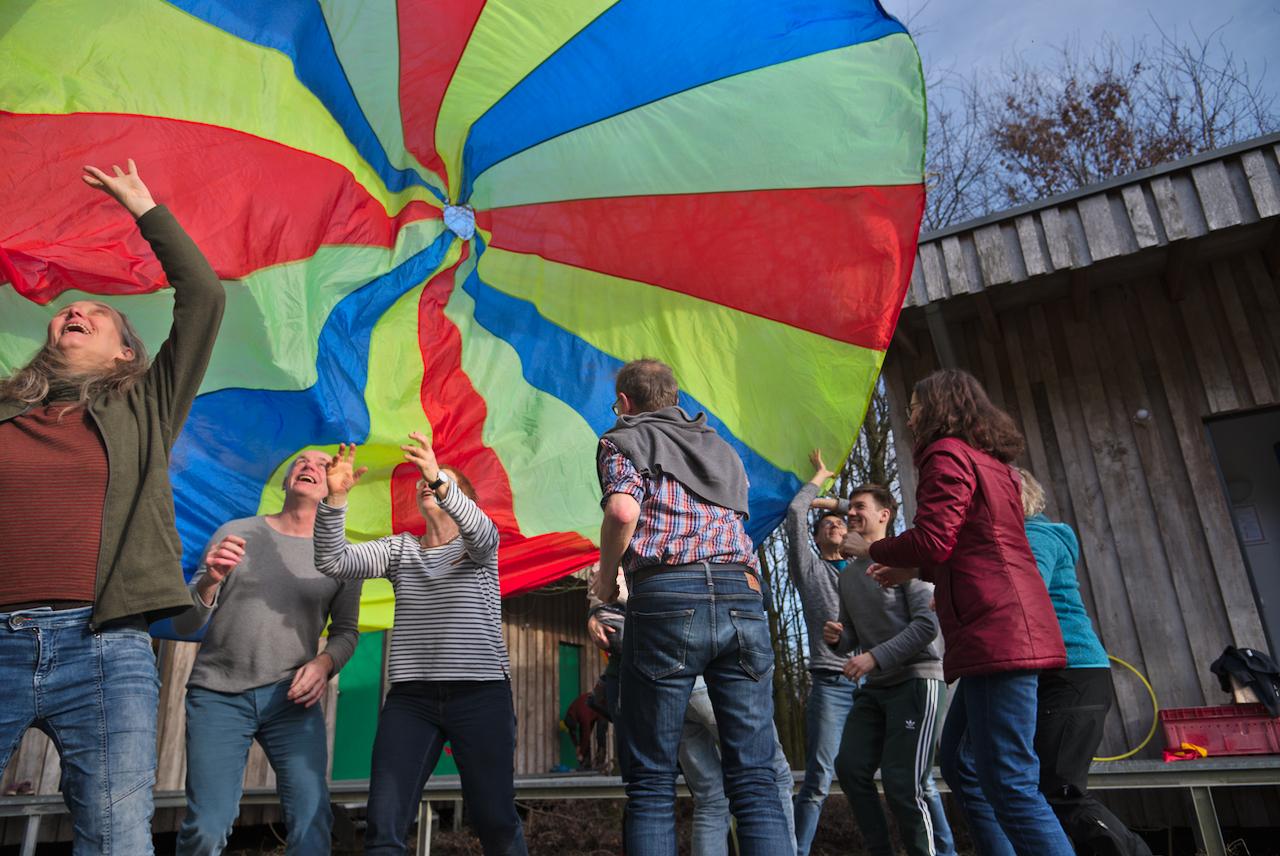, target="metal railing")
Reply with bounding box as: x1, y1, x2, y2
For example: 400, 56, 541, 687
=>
3, 757, 1277, 856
